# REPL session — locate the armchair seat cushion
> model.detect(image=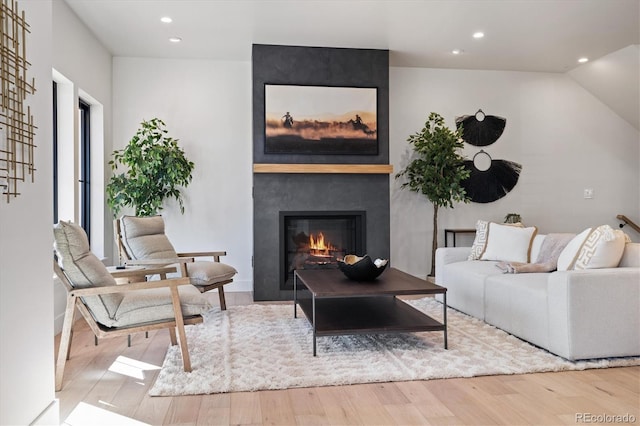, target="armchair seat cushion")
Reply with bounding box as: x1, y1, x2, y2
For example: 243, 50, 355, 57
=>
187, 261, 237, 285
110, 284, 211, 328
